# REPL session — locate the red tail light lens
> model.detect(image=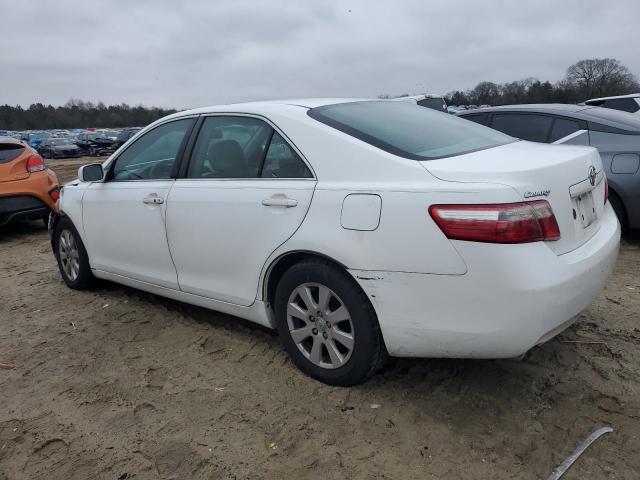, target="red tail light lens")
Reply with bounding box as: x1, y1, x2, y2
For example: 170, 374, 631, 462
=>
429, 200, 561, 244
26, 154, 45, 173
49, 187, 61, 202
604, 177, 609, 205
